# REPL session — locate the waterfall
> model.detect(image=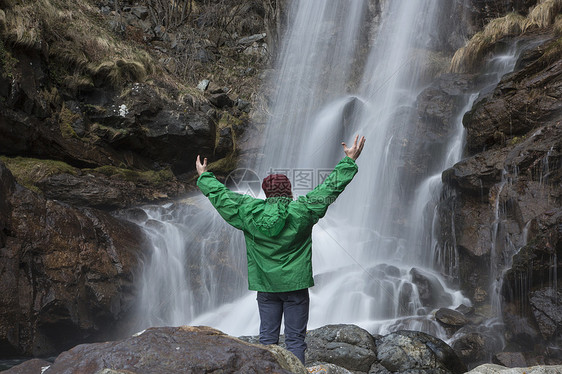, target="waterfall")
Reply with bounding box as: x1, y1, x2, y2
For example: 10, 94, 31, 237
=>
129, 0, 530, 340
130, 0, 469, 338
